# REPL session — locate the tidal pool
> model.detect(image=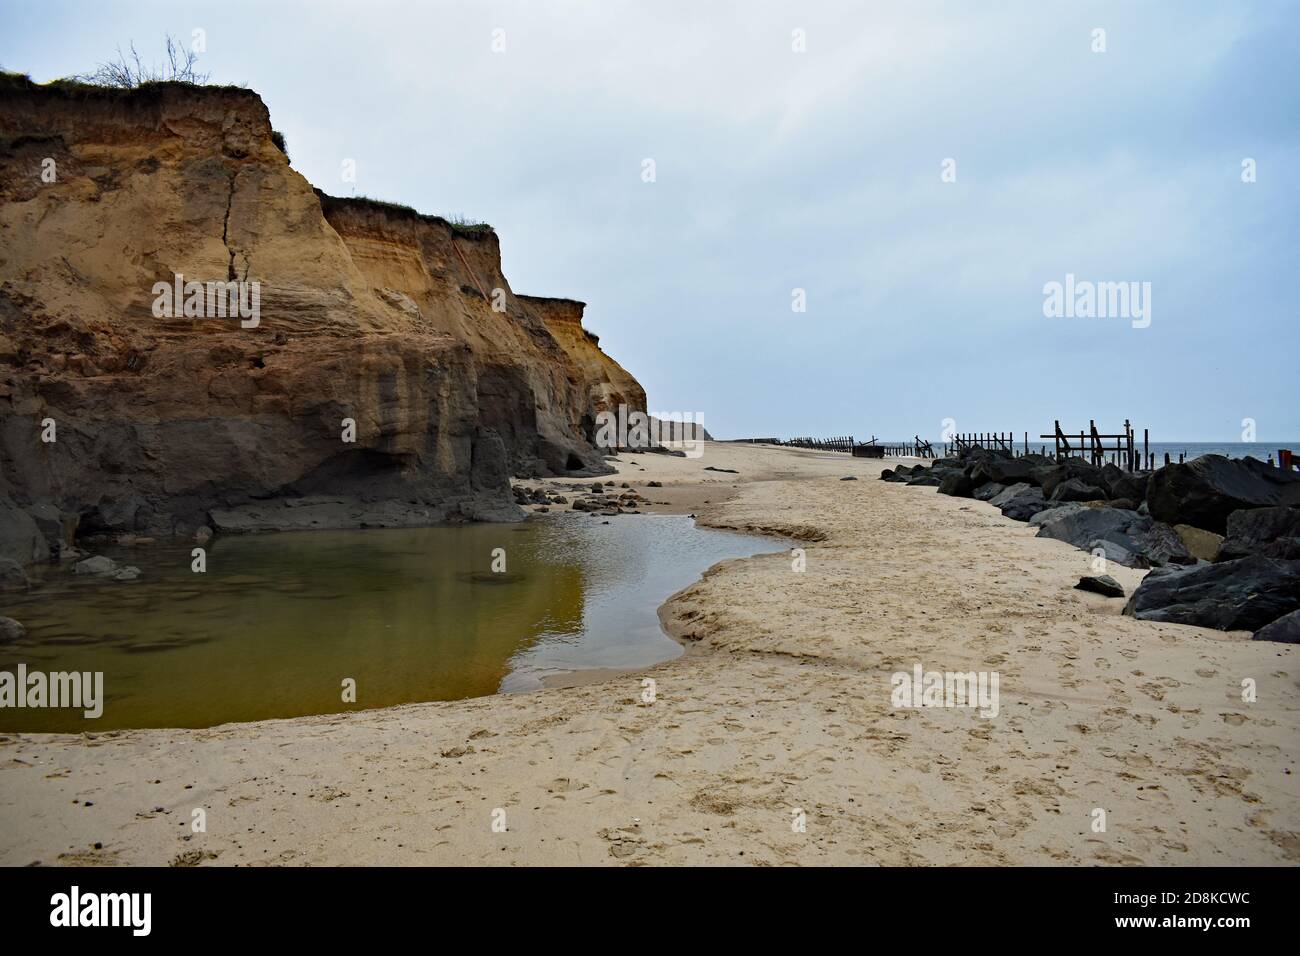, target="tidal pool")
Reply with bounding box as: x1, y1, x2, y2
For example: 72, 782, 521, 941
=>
0, 515, 778, 732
